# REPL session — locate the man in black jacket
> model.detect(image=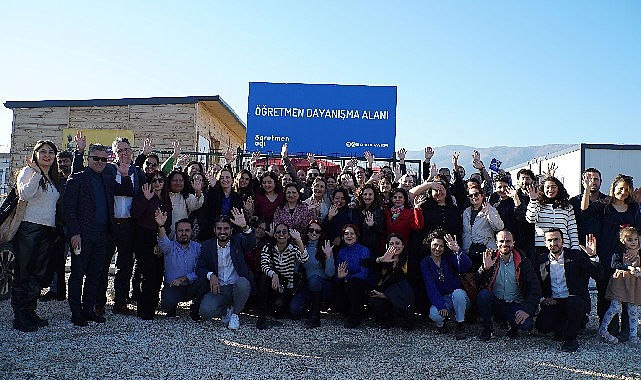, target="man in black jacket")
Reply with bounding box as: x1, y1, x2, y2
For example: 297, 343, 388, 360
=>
476, 230, 542, 342
64, 144, 115, 326
536, 228, 599, 352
